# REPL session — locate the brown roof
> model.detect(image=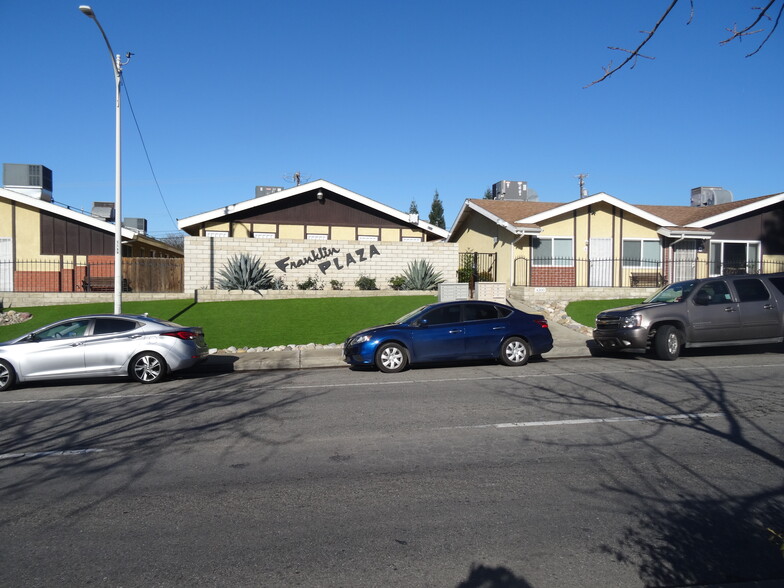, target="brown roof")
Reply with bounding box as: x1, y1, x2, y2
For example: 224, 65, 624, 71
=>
467, 199, 561, 226
636, 193, 779, 226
